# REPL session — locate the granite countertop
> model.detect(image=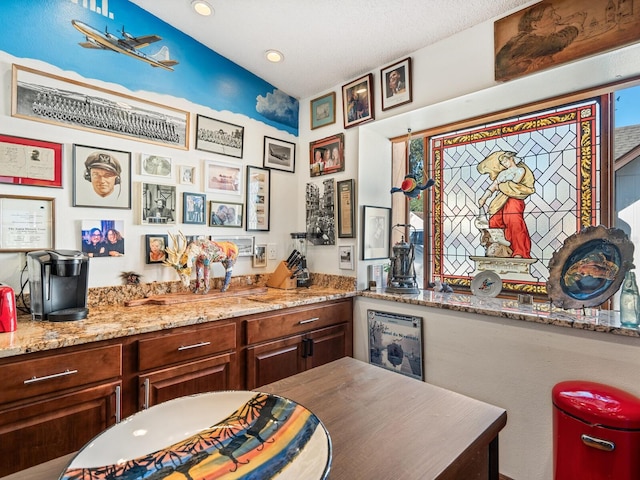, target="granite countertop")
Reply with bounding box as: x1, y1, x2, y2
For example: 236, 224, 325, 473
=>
0, 286, 356, 359
360, 288, 640, 338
